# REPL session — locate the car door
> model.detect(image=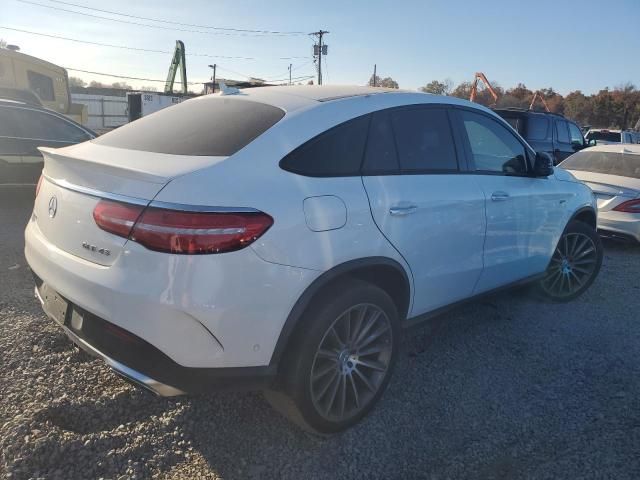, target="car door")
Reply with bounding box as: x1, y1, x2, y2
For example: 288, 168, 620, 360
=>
455, 108, 568, 294
362, 106, 486, 316
553, 119, 573, 164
